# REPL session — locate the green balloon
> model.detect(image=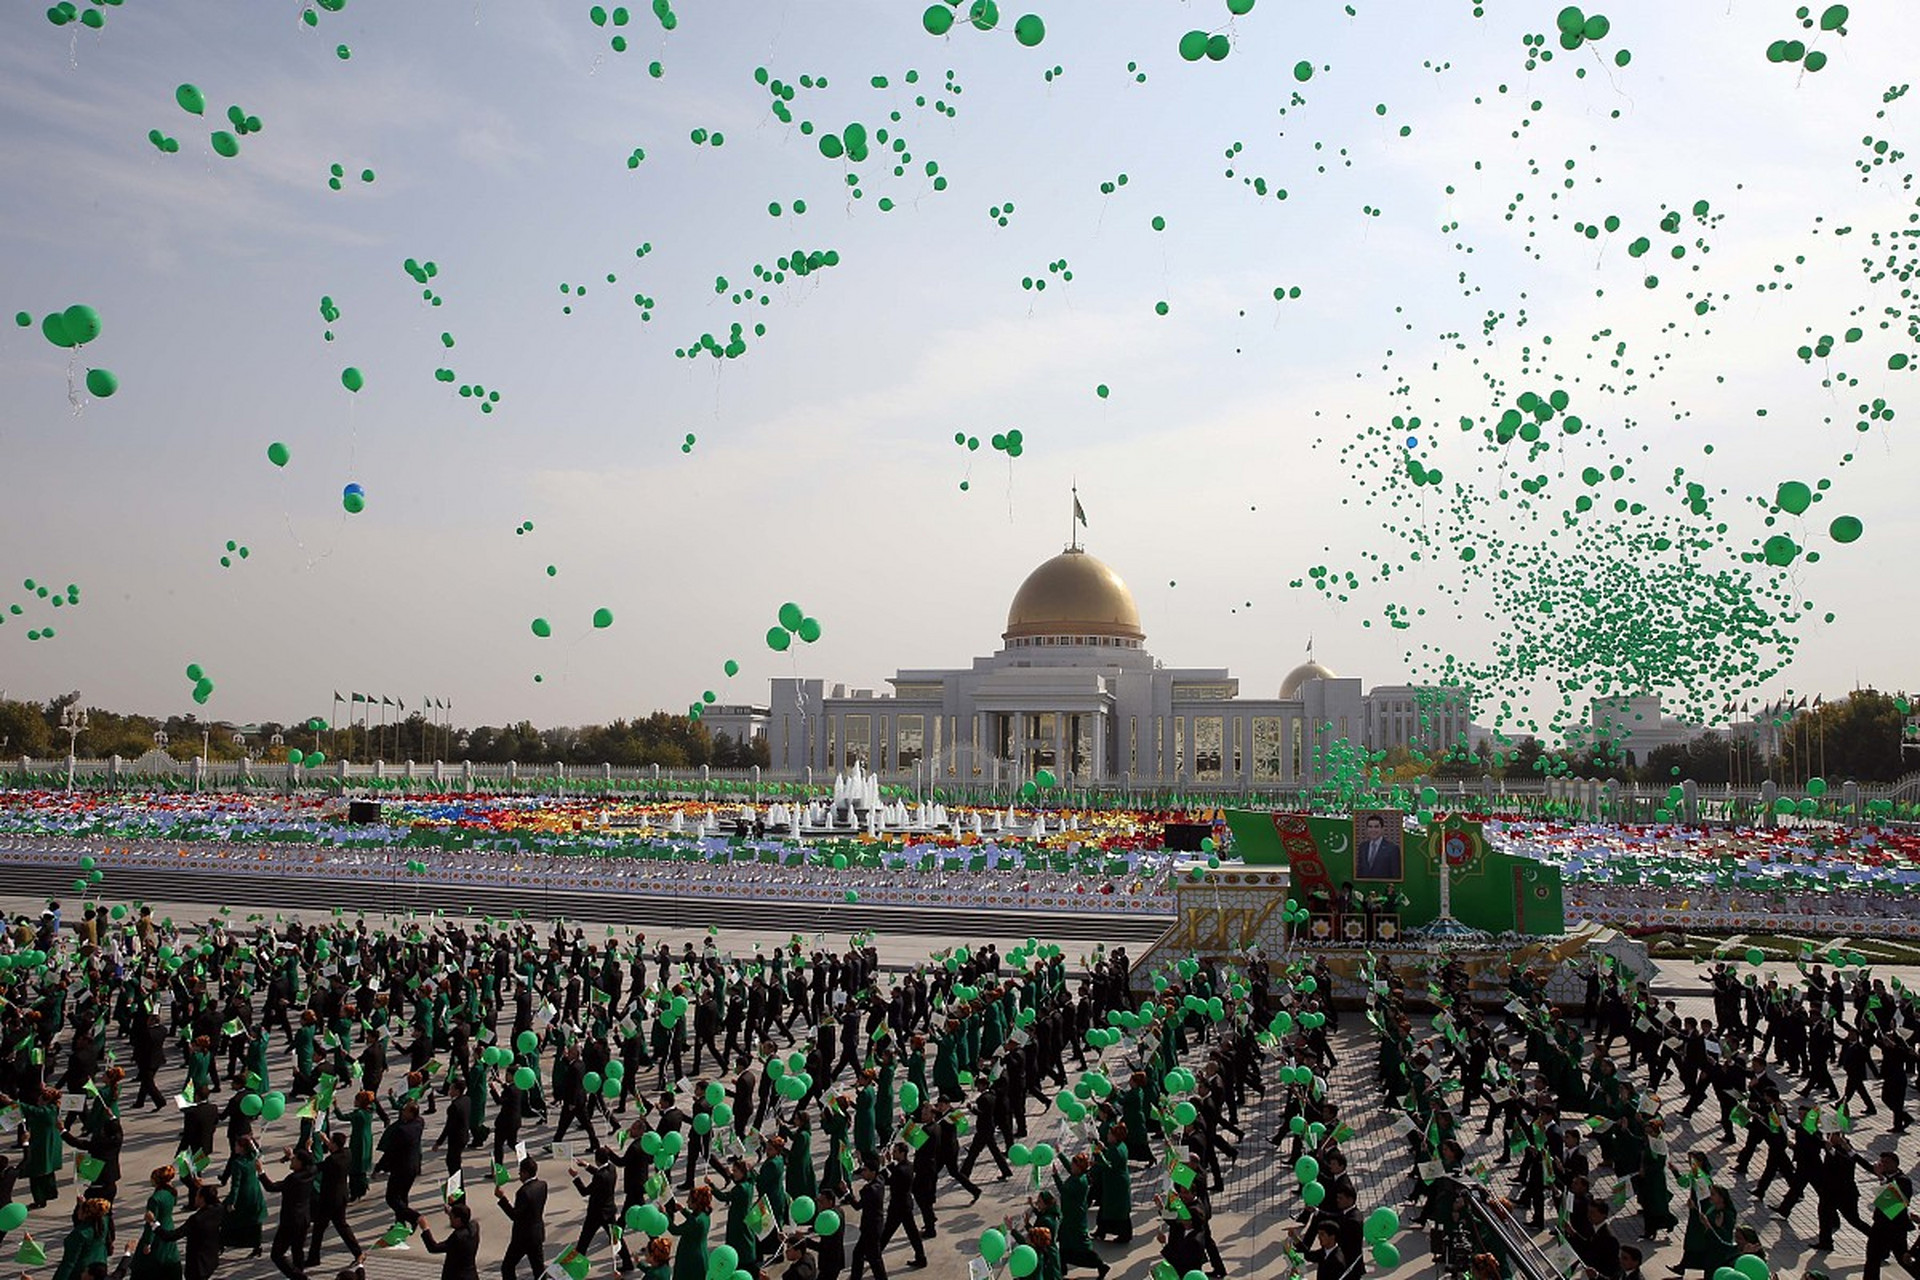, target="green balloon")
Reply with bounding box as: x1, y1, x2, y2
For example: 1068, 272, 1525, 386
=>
796, 616, 822, 644
341, 366, 364, 392
61, 304, 101, 345
814, 1211, 840, 1236
210, 131, 240, 158
1830, 515, 1863, 543
41, 311, 74, 348
287, 748, 304, 765
176, 83, 205, 115
766, 626, 791, 652
267, 441, 291, 467
513, 1066, 536, 1090
592, 607, 614, 629
84, 367, 118, 398
1009, 1246, 1038, 1279
1013, 13, 1044, 45
1776, 480, 1812, 514
1178, 30, 1207, 61
723, 659, 739, 676
531, 618, 552, 638
778, 601, 804, 631
922, 4, 953, 35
